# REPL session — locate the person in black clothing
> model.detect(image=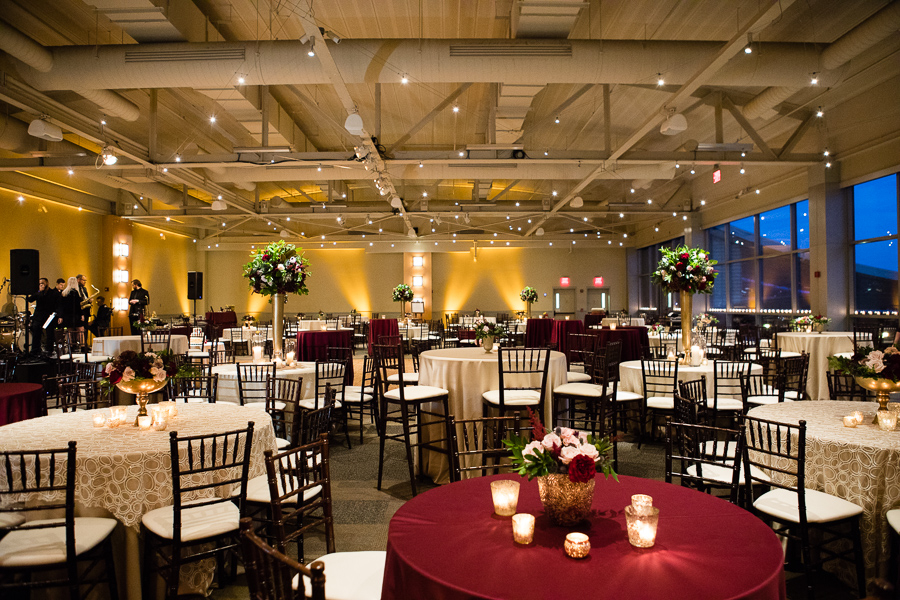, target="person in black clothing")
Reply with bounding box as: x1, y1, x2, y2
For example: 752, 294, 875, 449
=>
59, 276, 84, 330
89, 296, 112, 337
26, 277, 58, 355
77, 274, 92, 327
128, 279, 150, 335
